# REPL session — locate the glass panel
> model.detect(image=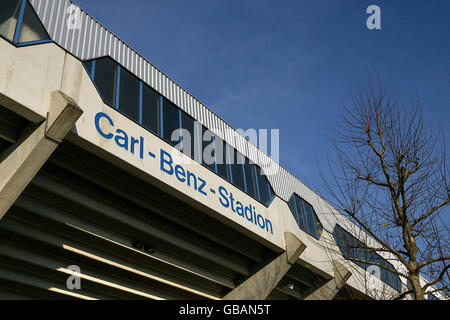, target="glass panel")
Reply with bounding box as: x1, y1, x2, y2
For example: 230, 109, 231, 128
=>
18, 1, 49, 43
295, 196, 306, 231
83, 60, 93, 76
230, 148, 246, 192
303, 201, 317, 236
267, 178, 274, 200
118, 67, 139, 121
309, 204, 323, 239
142, 84, 160, 134
180, 111, 195, 157
390, 275, 402, 292
162, 98, 180, 148
256, 167, 271, 205
0, 0, 21, 42
288, 197, 299, 225
215, 137, 230, 181
244, 159, 257, 199
201, 126, 216, 172
334, 225, 356, 260
93, 57, 117, 107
